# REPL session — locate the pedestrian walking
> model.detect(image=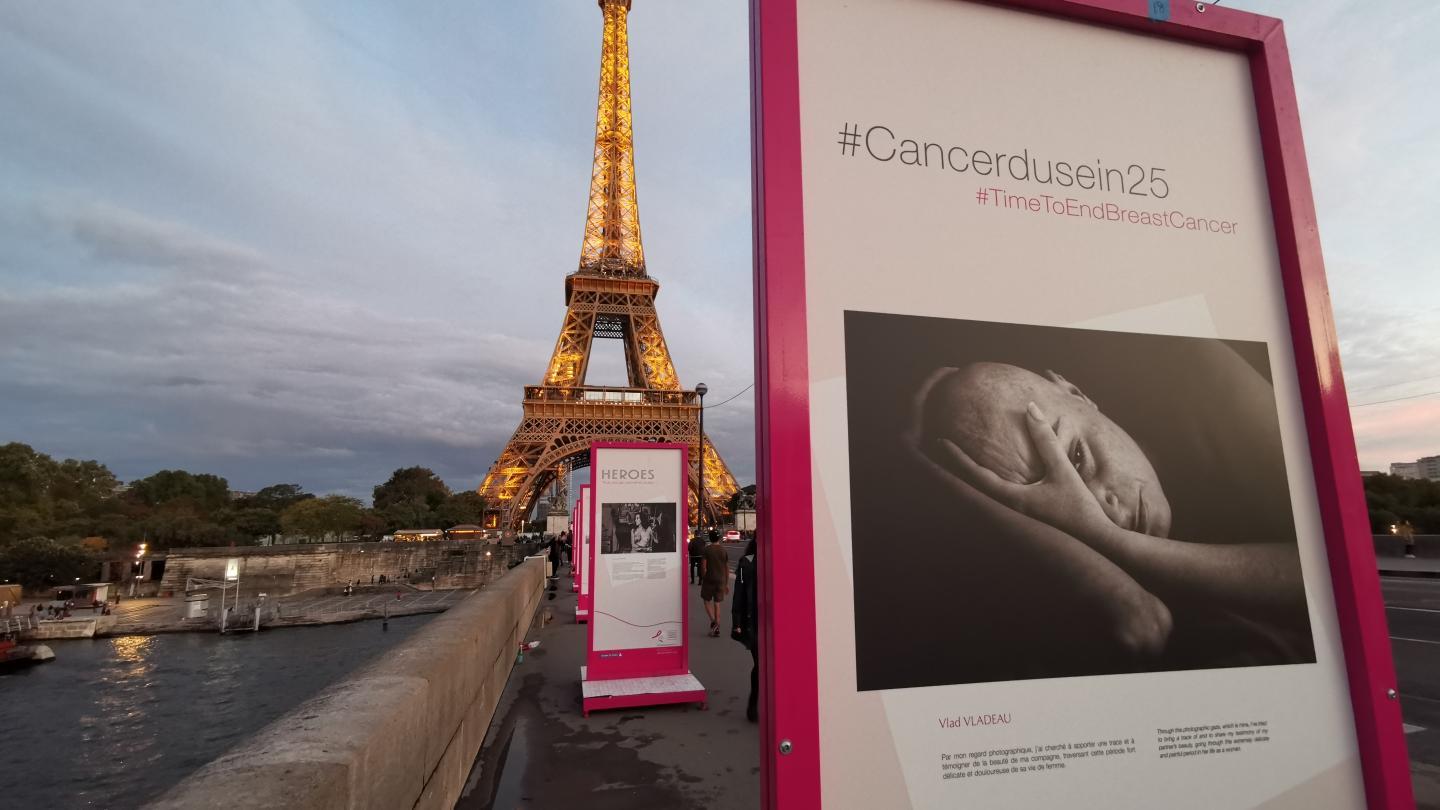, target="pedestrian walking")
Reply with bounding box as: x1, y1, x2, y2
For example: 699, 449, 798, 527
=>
699, 533, 730, 636
1400, 520, 1418, 559
688, 530, 706, 585
732, 536, 759, 722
